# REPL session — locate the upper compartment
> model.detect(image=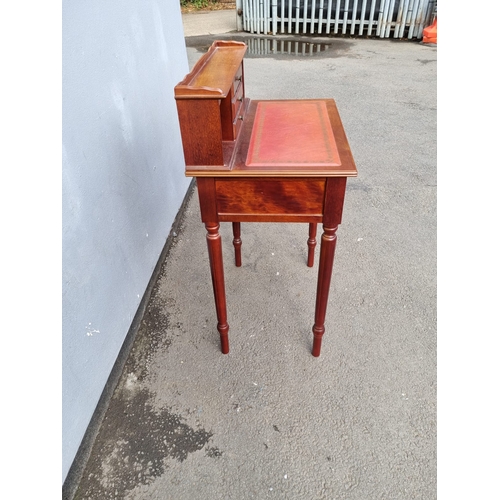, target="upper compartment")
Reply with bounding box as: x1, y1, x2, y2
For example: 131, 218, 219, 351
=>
174, 41, 247, 99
